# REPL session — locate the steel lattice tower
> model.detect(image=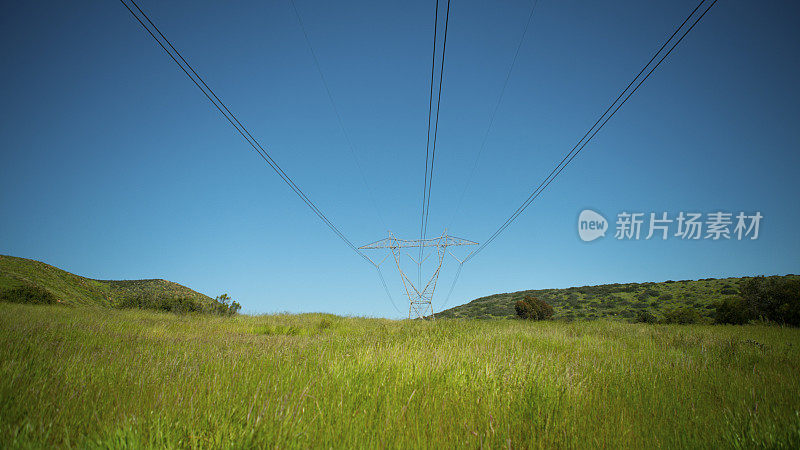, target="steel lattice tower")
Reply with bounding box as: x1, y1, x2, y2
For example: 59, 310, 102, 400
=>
360, 231, 477, 319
